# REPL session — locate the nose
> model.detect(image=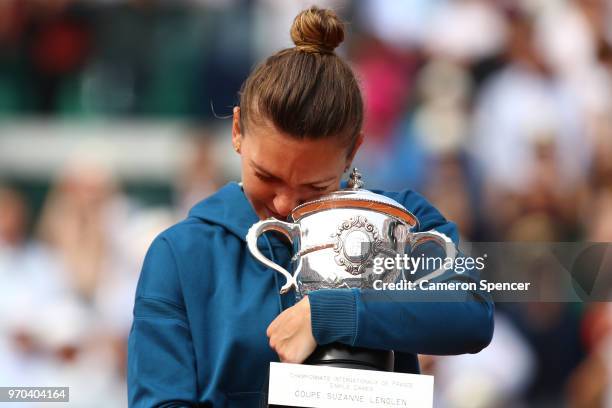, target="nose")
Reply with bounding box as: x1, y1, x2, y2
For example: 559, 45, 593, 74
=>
272, 190, 302, 217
